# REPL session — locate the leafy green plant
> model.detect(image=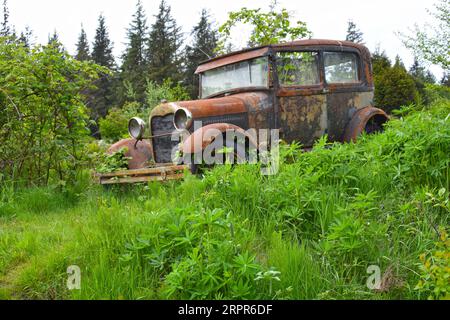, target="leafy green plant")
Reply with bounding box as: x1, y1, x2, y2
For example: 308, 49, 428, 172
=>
217, 2, 311, 52
96, 147, 130, 173
415, 228, 450, 300
99, 102, 141, 142
0, 38, 104, 186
